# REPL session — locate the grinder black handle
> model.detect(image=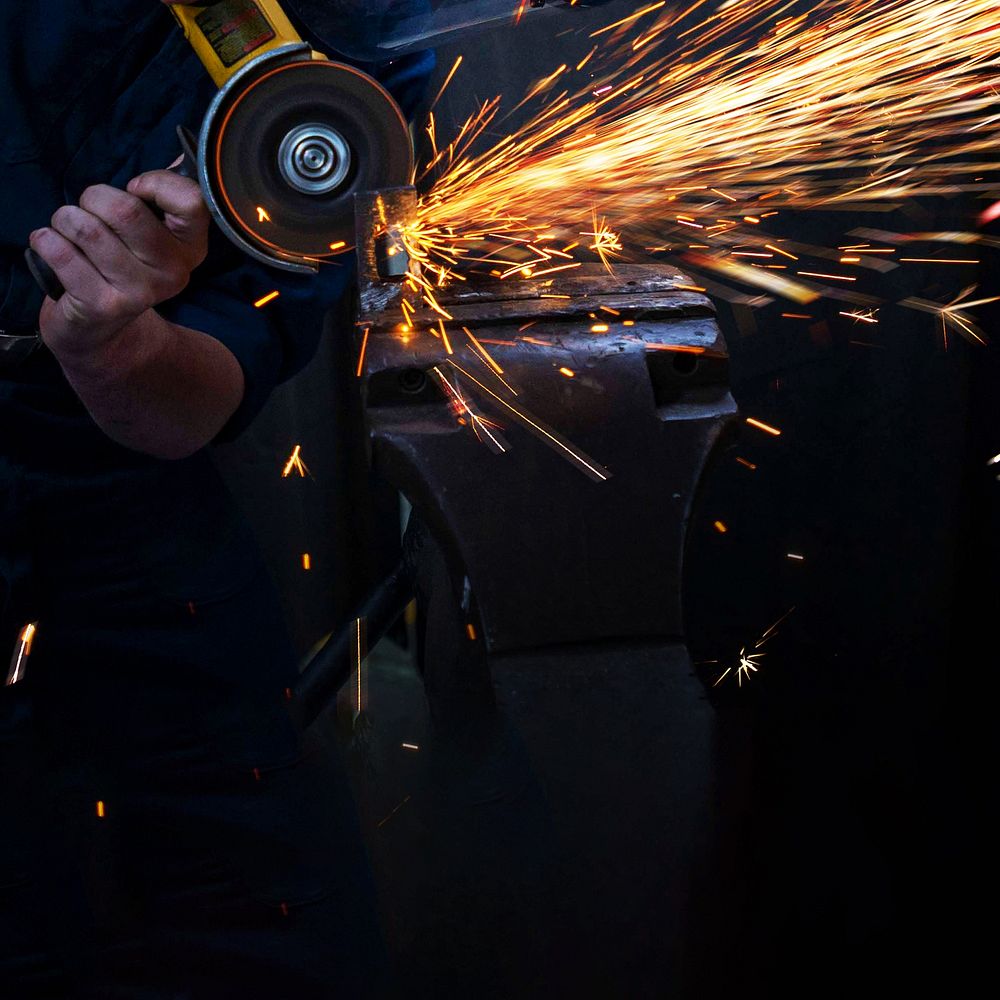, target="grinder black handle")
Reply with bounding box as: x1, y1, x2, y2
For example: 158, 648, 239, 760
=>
25, 125, 200, 303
